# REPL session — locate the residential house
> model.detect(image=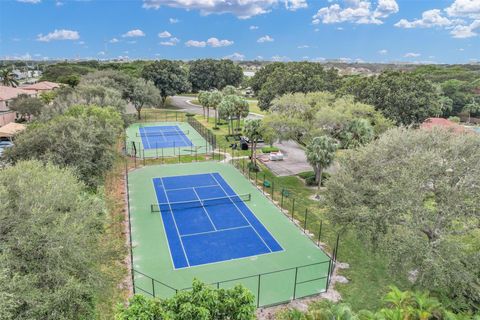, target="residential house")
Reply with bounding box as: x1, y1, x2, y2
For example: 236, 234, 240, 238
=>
0, 85, 36, 126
